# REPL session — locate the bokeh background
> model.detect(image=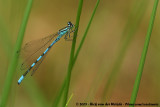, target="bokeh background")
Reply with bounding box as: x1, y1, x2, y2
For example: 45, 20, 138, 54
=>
0, 0, 160, 107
